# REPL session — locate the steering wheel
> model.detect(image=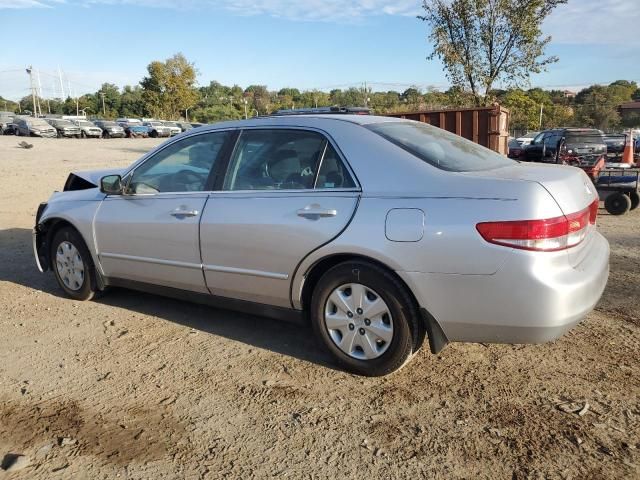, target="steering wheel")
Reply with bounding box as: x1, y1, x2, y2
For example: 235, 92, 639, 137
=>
172, 169, 206, 191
